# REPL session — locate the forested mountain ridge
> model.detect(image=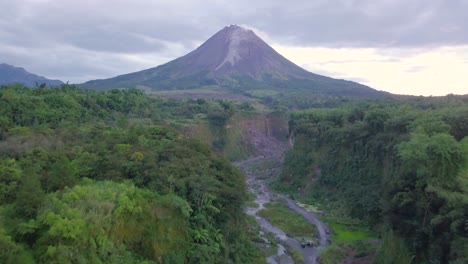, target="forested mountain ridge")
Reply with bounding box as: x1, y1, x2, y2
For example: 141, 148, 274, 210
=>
82, 25, 389, 98
280, 96, 468, 263
0, 63, 63, 87
0, 84, 263, 263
